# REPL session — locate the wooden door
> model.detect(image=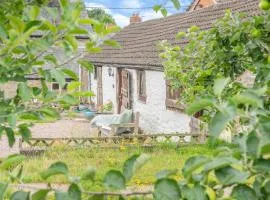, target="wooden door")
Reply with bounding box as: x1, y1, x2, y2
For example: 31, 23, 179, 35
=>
97, 67, 103, 108
117, 69, 131, 113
